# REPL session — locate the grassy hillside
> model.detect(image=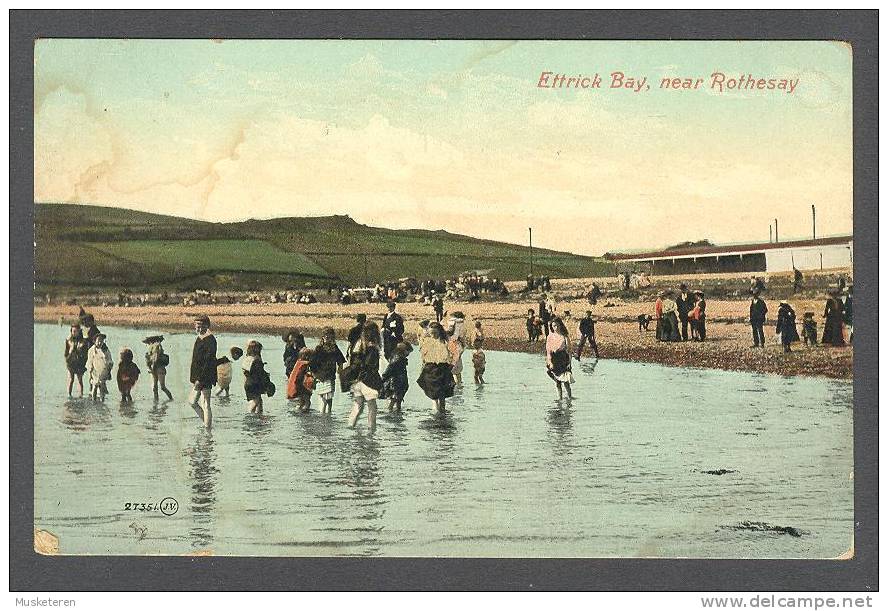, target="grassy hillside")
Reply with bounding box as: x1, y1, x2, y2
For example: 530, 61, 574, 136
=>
35, 203, 611, 291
